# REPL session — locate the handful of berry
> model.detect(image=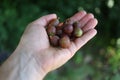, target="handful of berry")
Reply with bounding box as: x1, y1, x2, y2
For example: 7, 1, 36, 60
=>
46, 18, 83, 48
